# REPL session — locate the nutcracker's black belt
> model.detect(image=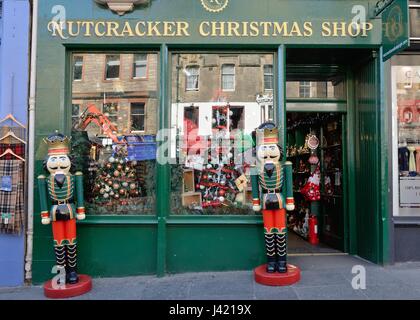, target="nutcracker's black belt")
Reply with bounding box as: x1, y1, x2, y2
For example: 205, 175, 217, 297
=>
262, 189, 281, 194
52, 199, 74, 205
